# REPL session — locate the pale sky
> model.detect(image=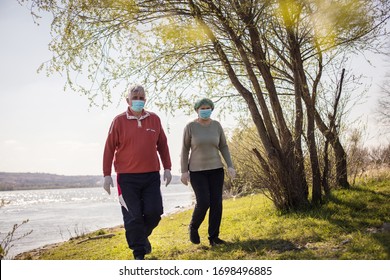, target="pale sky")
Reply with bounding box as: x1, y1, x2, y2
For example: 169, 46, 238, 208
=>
0, 1, 388, 176
0, 0, 194, 176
